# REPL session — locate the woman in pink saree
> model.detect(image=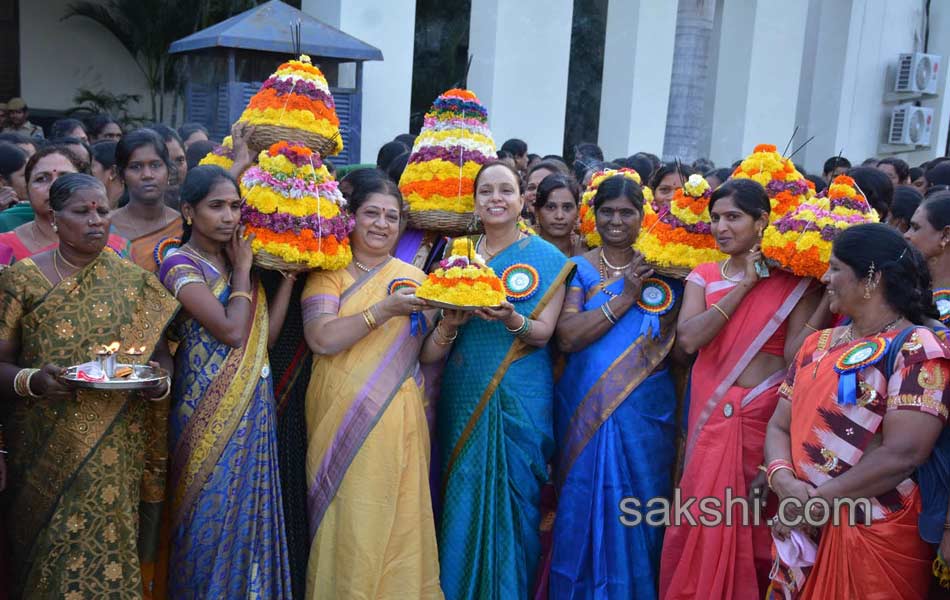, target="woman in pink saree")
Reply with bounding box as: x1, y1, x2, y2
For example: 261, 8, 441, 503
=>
659, 179, 827, 599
